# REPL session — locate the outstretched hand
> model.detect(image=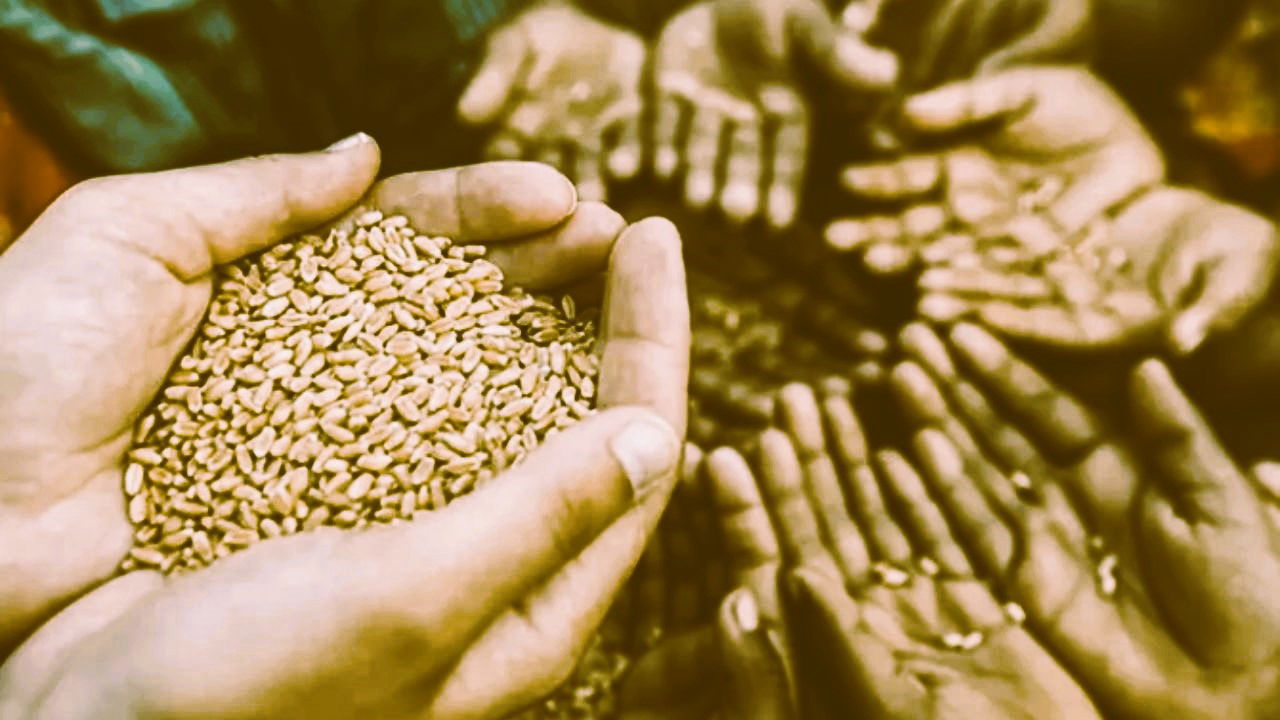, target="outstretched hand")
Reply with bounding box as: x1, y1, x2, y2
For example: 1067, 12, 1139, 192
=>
656, 0, 895, 229
828, 67, 1163, 273
459, 0, 646, 201
892, 322, 1280, 718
